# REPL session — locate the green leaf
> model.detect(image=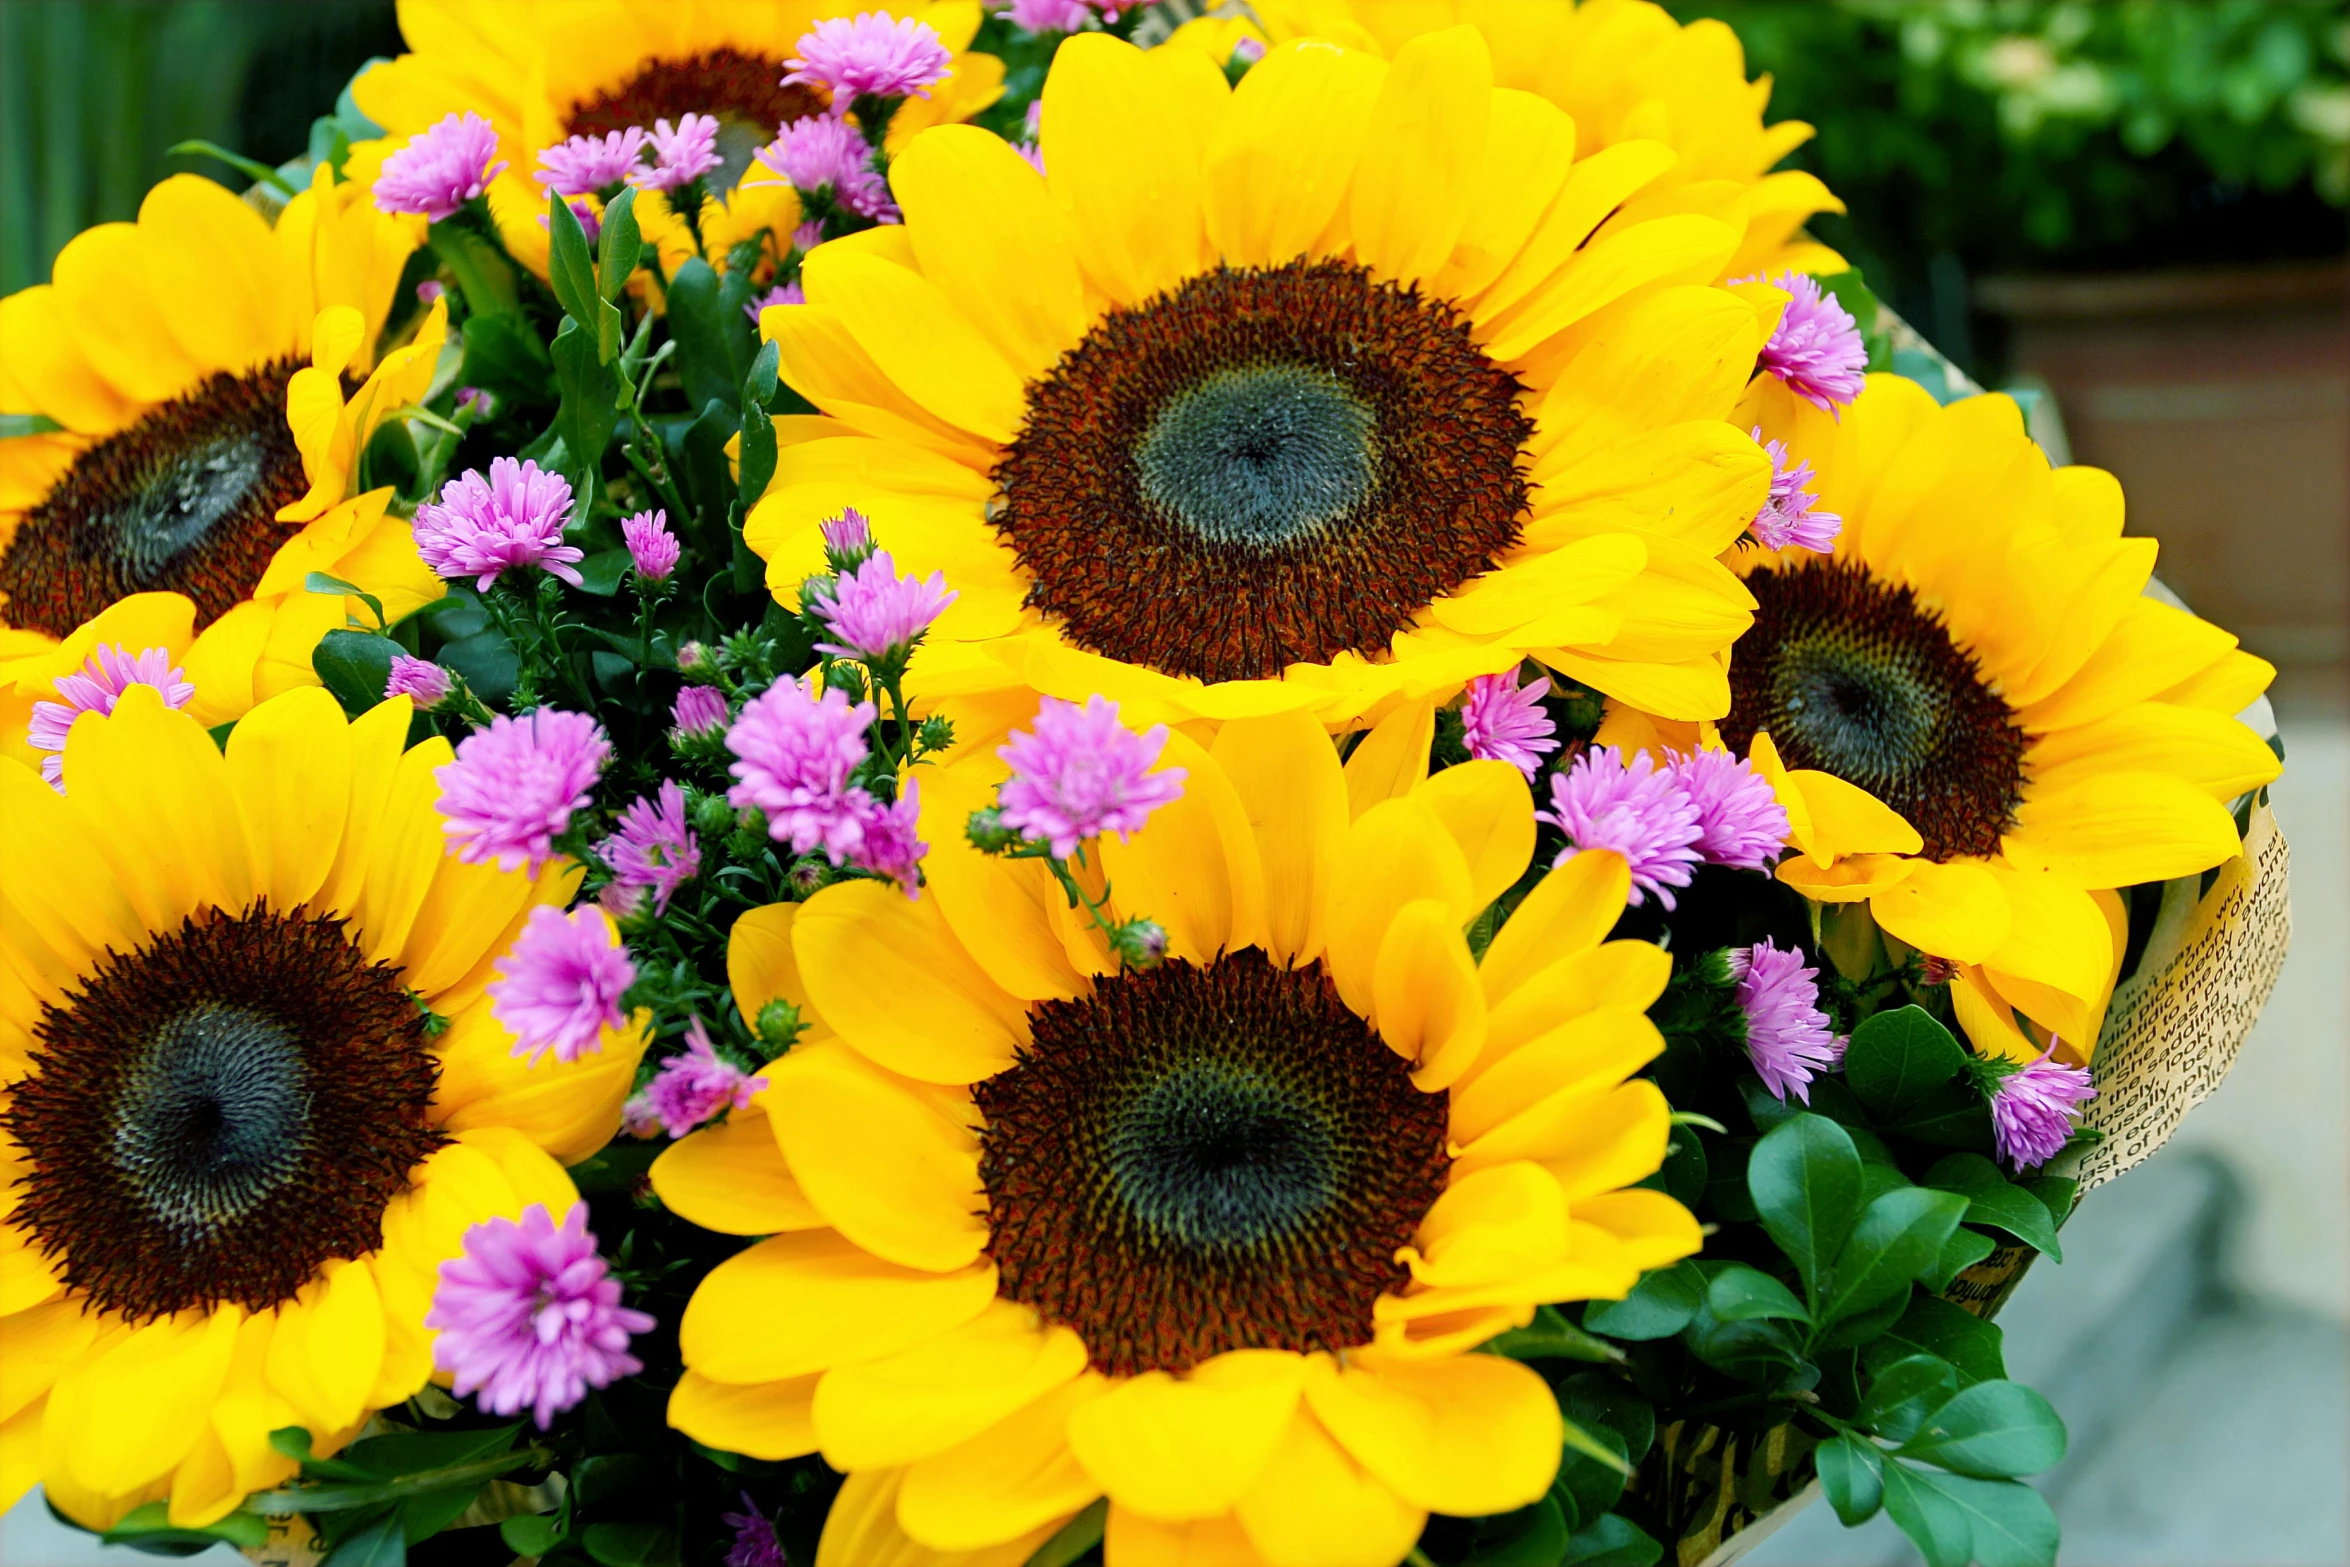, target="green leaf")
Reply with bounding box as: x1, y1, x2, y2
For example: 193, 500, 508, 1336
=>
1879, 1459, 1975, 1567
0, 412, 64, 438
313, 629, 402, 716
1748, 1113, 1863, 1305
1934, 1473, 2062, 1567
574, 547, 632, 597
1557, 1372, 1654, 1467
1582, 1261, 1706, 1341
1561, 1512, 1663, 1567
322, 1514, 407, 1567
553, 318, 622, 475
1883, 1083, 1997, 1148
1816, 1432, 1885, 1526
666, 258, 751, 414
166, 138, 298, 194
1463, 1497, 1570, 1566
501, 1513, 565, 1555
1898, 1381, 2066, 1478
101, 1500, 272, 1551
547, 188, 601, 327
1484, 1304, 1626, 1363
1843, 1006, 1970, 1121
583, 1521, 683, 1566
1026, 1499, 1106, 1567
598, 187, 643, 305
1856, 1353, 1961, 1443
1867, 1295, 2008, 1387
1556, 1418, 1632, 1521
679, 397, 739, 553
1926, 1154, 2066, 1259
1921, 1225, 1999, 1294
736, 338, 783, 516
438, 626, 517, 704
1704, 1264, 1811, 1325
269, 1426, 377, 1481
430, 226, 522, 317
1818, 1186, 1969, 1325
344, 1424, 521, 1479
305, 571, 386, 629
458, 310, 551, 401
